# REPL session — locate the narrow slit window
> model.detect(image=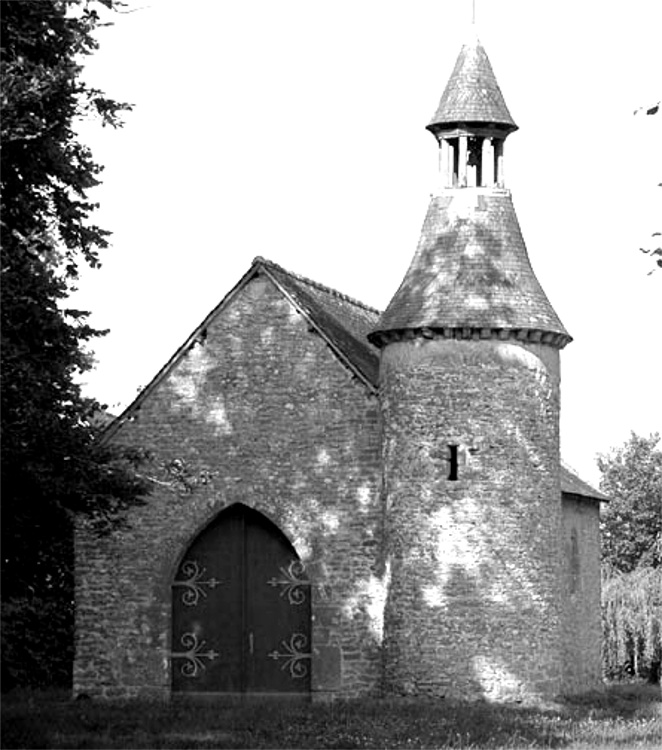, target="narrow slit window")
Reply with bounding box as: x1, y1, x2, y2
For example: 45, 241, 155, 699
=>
448, 444, 459, 481
569, 528, 580, 594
